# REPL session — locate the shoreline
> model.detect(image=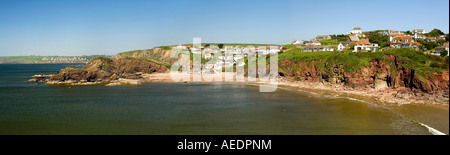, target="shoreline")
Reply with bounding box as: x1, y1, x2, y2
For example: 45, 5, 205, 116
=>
34, 72, 449, 134
43, 72, 449, 106
139, 72, 449, 106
